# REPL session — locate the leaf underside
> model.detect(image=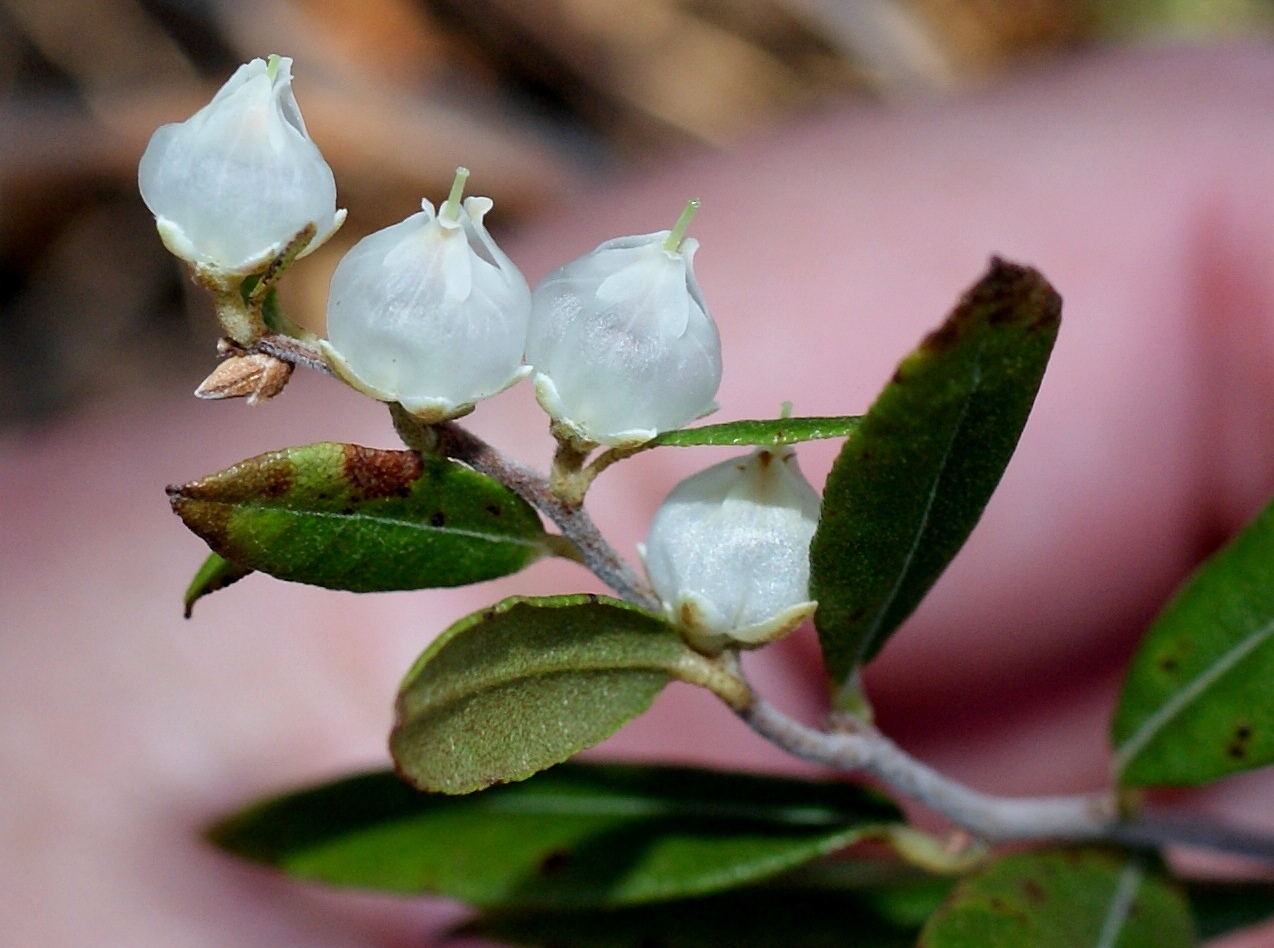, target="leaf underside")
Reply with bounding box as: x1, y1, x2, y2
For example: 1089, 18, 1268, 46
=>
169, 442, 548, 594
182, 551, 252, 617
1113, 495, 1274, 786
810, 258, 1061, 690
208, 762, 900, 910
392, 595, 699, 794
